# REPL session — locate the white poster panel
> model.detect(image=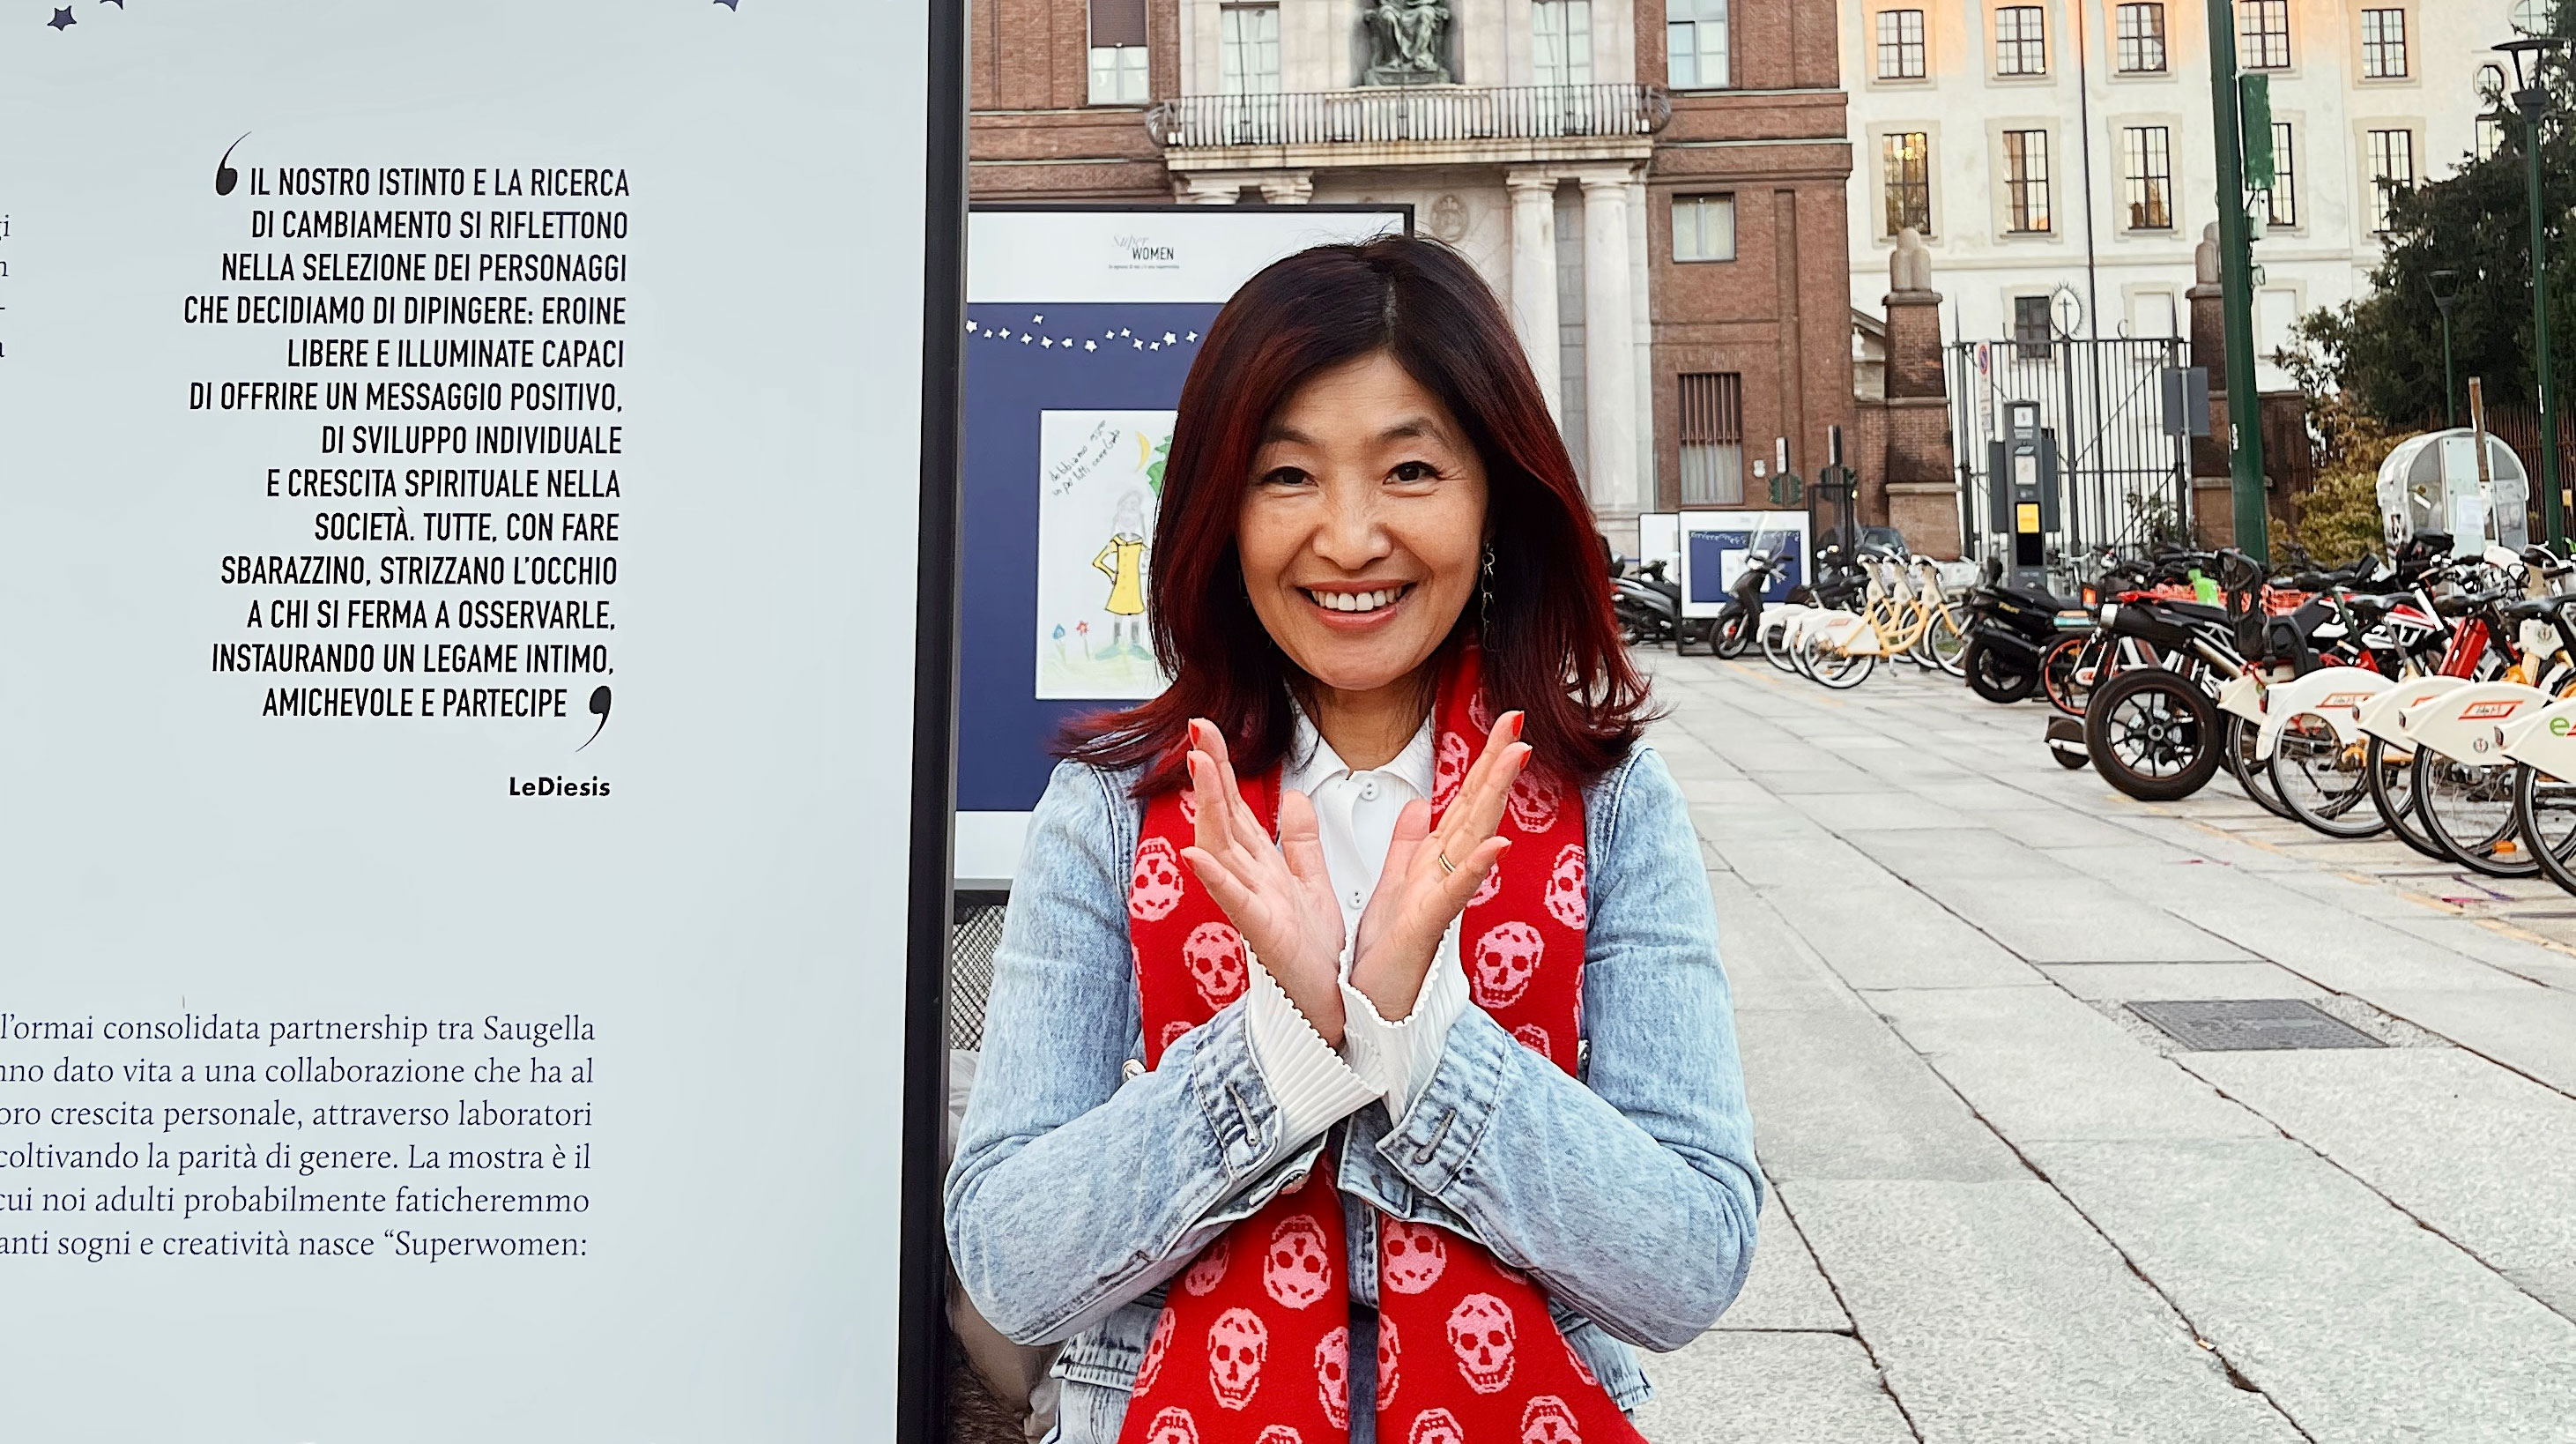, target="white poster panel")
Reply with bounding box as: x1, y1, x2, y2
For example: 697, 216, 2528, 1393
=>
0, 4, 947, 1440
1035, 409, 1176, 699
